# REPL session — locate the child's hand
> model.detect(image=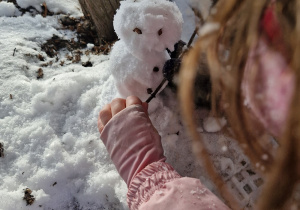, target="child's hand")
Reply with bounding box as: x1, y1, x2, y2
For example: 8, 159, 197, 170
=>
98, 96, 148, 133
